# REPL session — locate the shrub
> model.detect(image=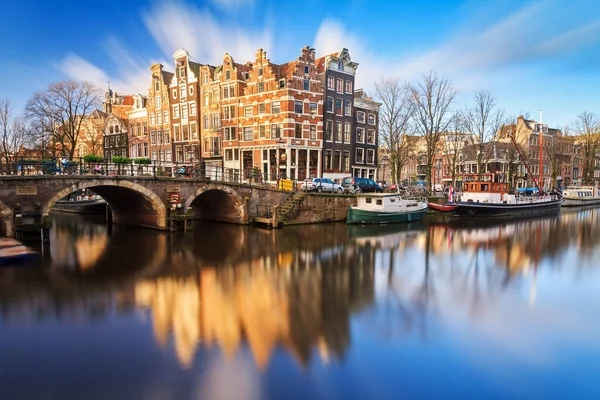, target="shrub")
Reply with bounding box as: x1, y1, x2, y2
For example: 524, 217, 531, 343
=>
83, 155, 104, 163
112, 156, 132, 165
134, 158, 152, 165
